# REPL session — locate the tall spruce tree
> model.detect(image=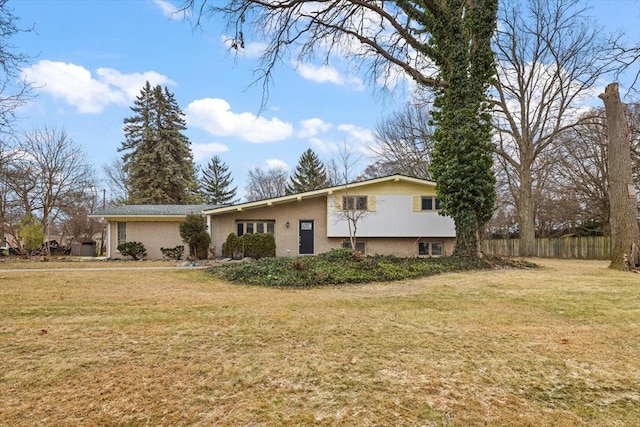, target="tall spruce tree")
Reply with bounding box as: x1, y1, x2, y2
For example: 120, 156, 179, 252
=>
200, 155, 239, 205
286, 148, 328, 194
120, 82, 198, 204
